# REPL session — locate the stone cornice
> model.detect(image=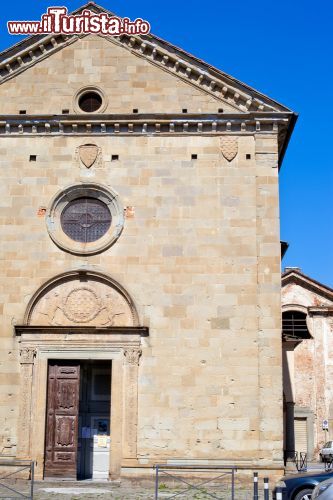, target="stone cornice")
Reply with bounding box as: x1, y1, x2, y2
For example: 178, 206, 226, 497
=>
0, 113, 290, 137
0, 33, 79, 83
15, 325, 149, 336
0, 2, 296, 166
308, 307, 333, 317
105, 34, 277, 113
